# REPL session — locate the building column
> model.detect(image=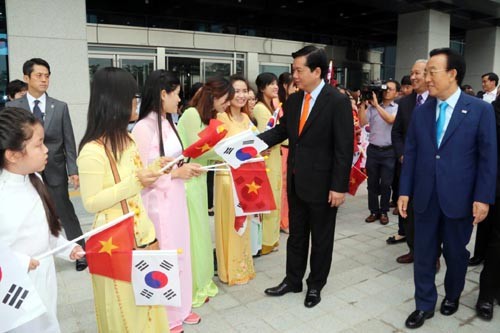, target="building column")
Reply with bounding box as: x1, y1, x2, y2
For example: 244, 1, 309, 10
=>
395, 9, 450, 81
6, 0, 90, 142
463, 27, 500, 92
